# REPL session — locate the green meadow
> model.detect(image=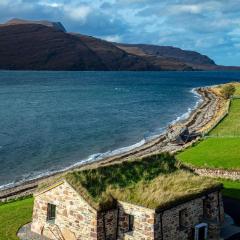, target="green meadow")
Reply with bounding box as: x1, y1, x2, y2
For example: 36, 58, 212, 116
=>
210, 99, 240, 137
0, 198, 33, 240
177, 138, 240, 169
177, 97, 240, 170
